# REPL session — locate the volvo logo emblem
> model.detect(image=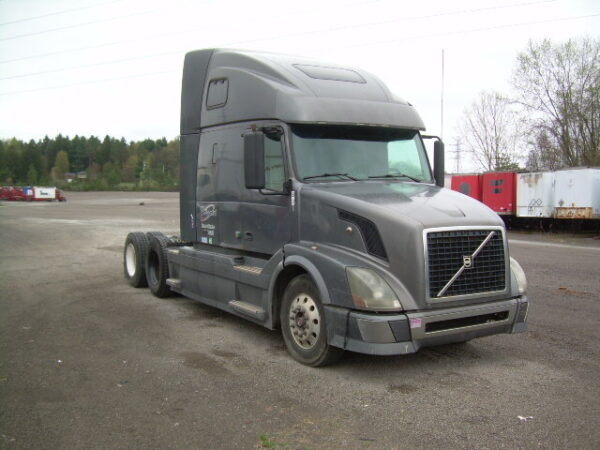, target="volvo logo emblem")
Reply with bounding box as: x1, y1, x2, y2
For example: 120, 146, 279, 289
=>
463, 255, 473, 269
